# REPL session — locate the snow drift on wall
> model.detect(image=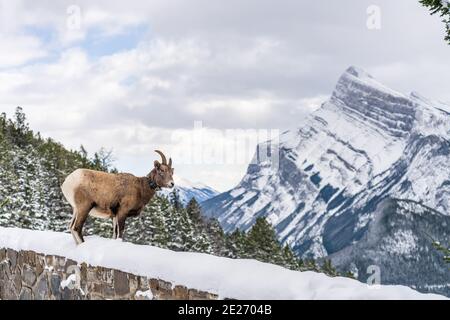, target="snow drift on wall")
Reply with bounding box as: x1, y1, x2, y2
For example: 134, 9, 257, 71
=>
0, 227, 446, 300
